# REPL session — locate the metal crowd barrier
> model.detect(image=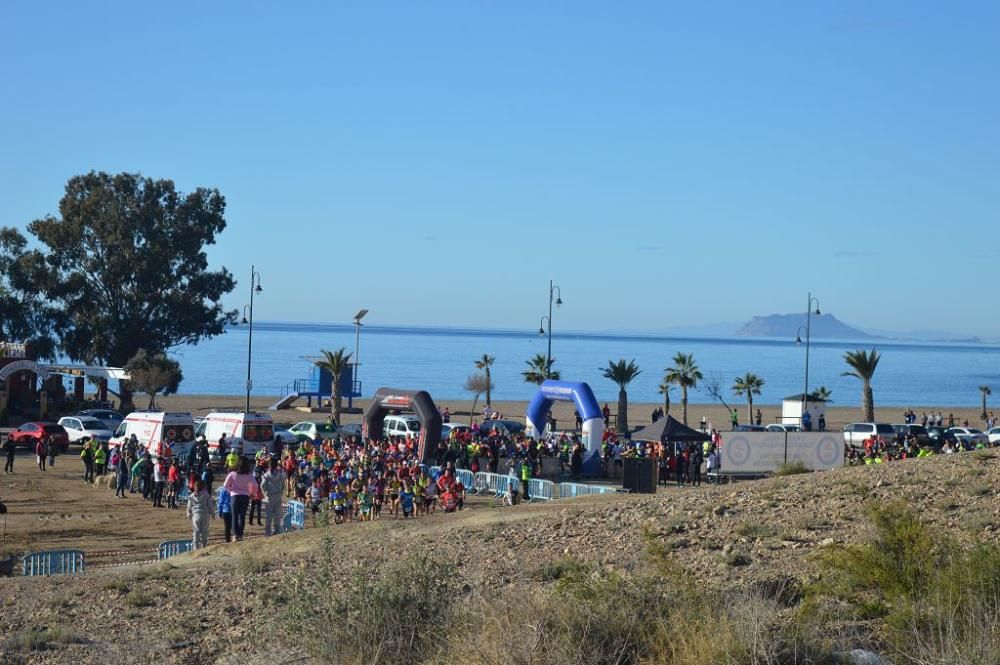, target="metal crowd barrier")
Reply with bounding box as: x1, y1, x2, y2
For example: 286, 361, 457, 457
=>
454, 469, 475, 490
22, 550, 85, 576
158, 540, 193, 560
283, 500, 306, 531
527, 478, 555, 501
558, 482, 617, 498
473, 472, 517, 497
